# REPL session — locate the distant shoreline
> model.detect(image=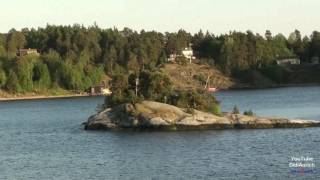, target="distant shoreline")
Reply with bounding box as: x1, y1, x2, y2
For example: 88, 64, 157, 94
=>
231, 83, 320, 90
0, 94, 102, 102
1, 83, 320, 102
